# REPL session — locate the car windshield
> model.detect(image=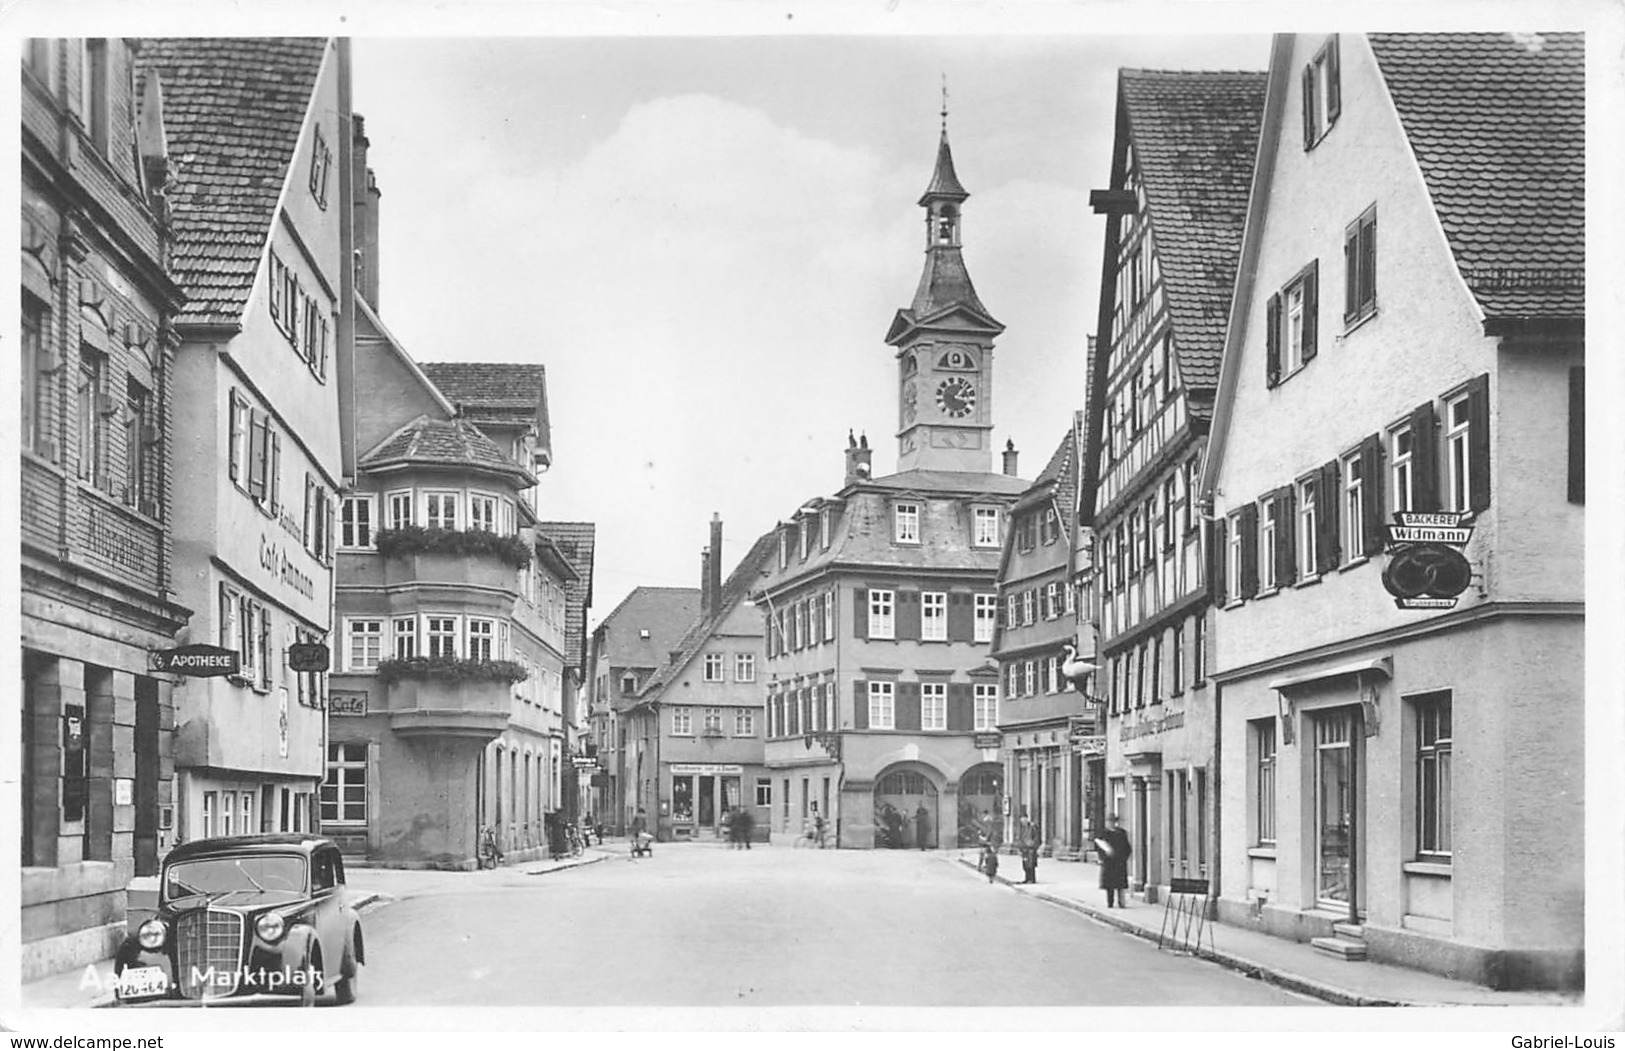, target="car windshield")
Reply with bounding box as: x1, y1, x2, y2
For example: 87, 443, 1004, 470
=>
164, 855, 307, 901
